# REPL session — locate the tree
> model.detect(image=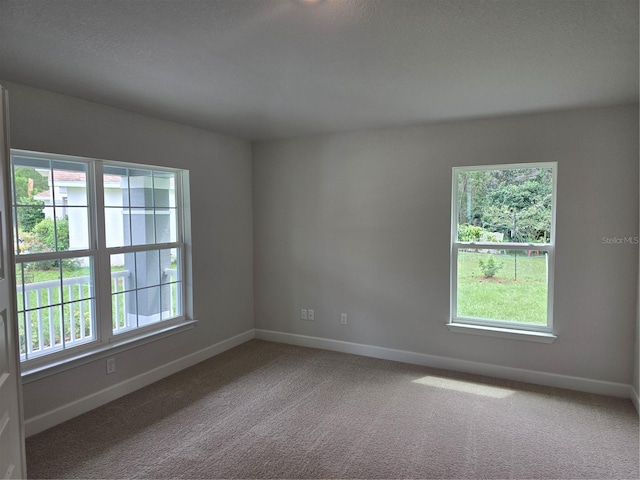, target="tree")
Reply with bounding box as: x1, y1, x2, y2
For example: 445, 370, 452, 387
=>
13, 166, 48, 200
457, 167, 552, 243
14, 166, 48, 232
